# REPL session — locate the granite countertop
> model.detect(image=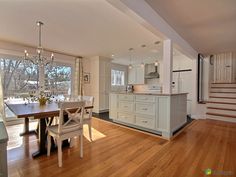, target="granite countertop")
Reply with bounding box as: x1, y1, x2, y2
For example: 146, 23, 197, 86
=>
0, 115, 8, 143
110, 92, 188, 96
